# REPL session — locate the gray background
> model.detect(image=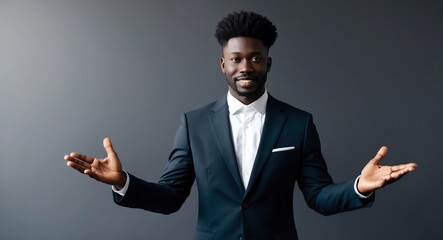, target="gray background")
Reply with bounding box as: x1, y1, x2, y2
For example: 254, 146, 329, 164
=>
1, 0, 442, 239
